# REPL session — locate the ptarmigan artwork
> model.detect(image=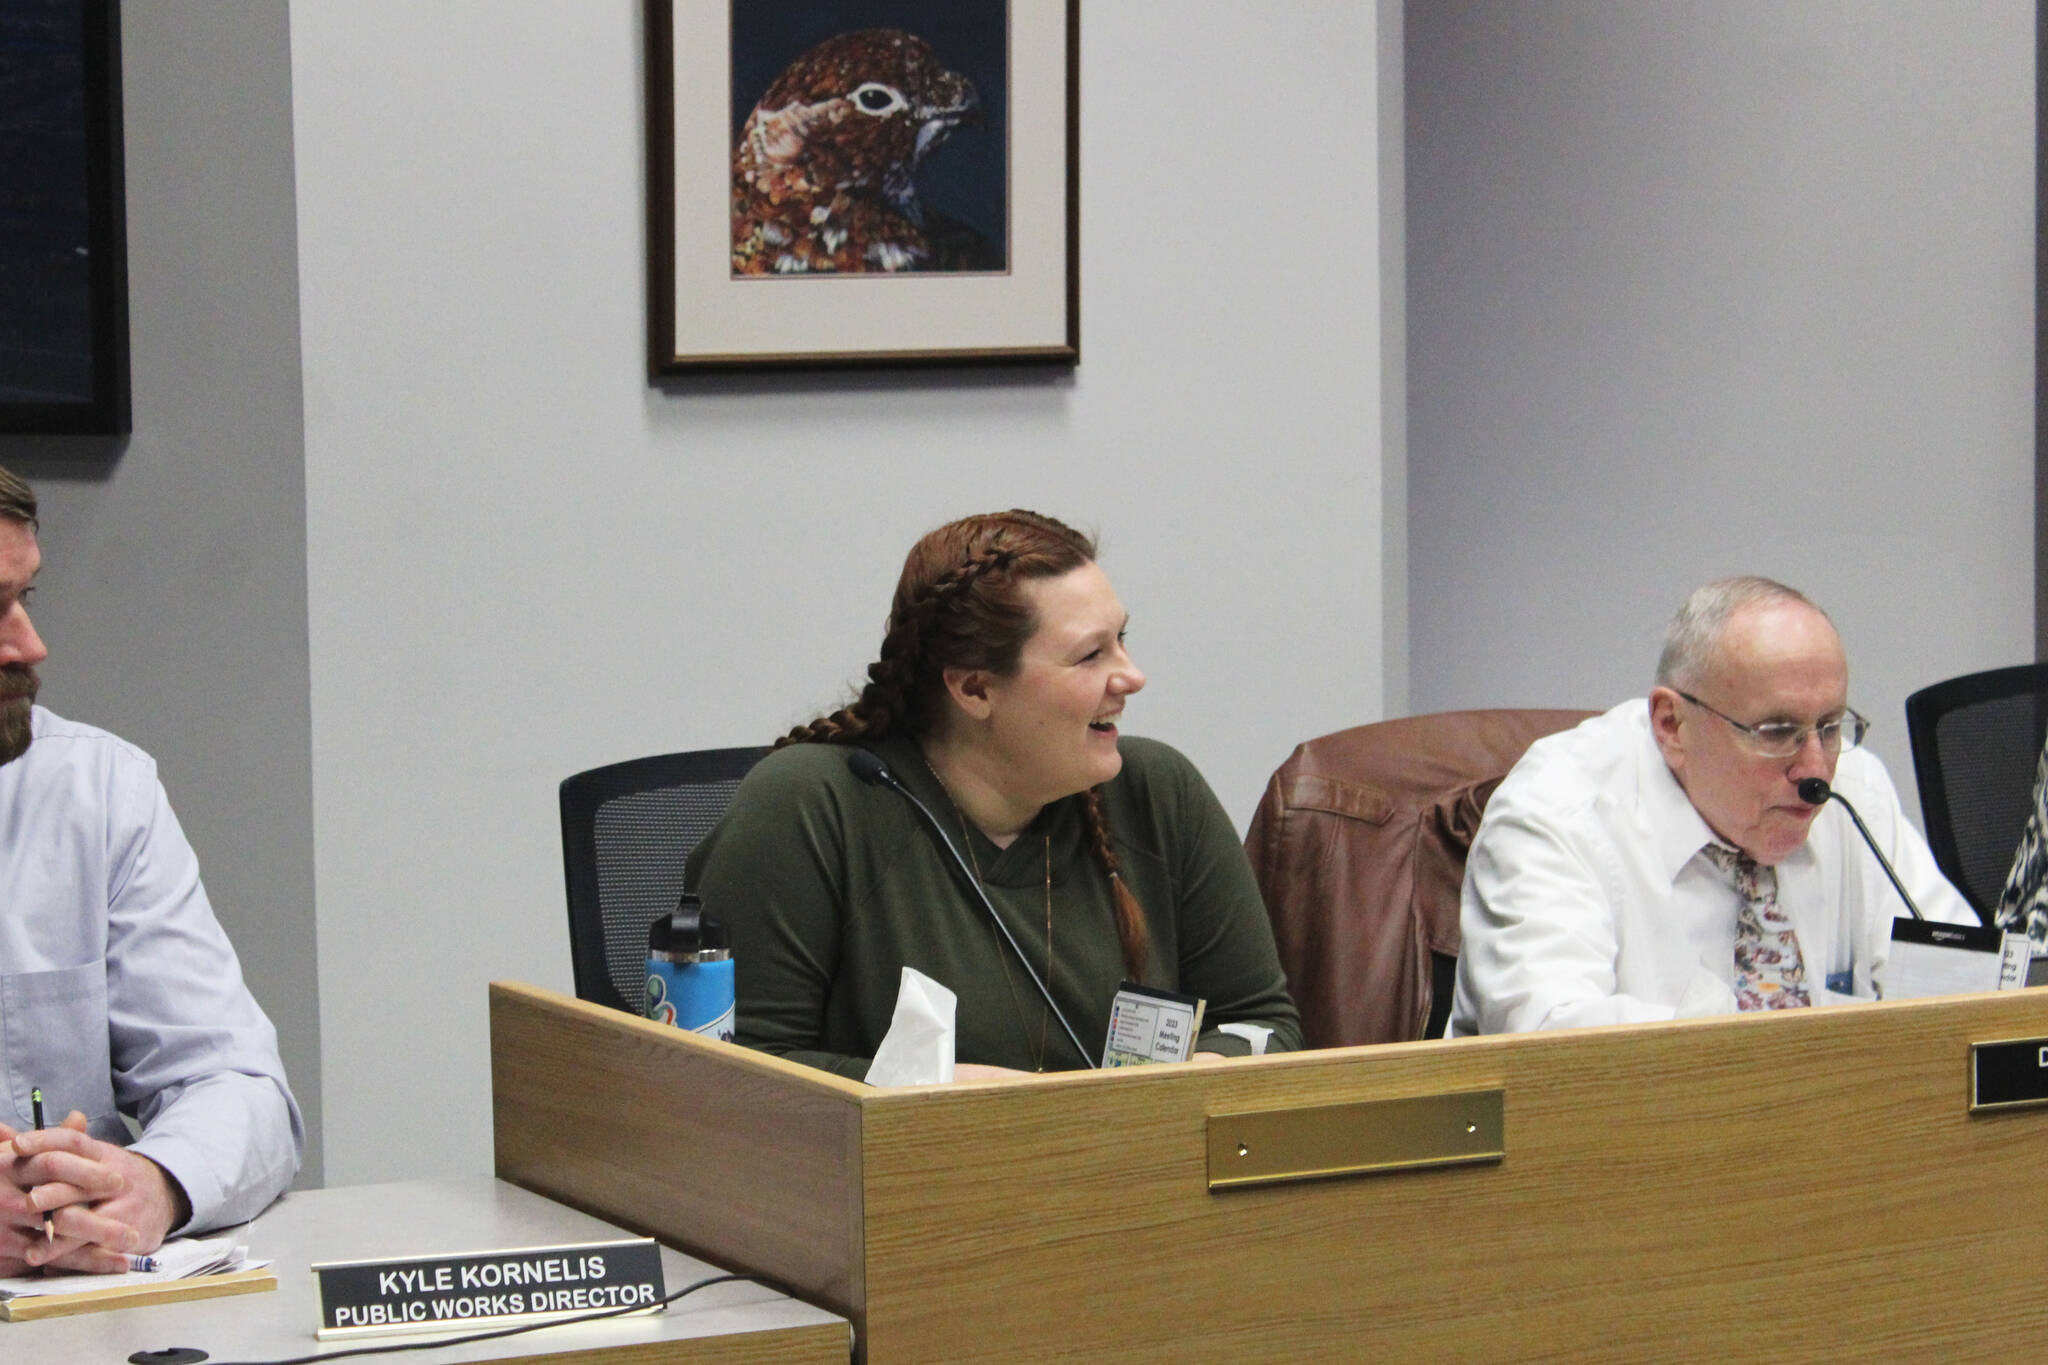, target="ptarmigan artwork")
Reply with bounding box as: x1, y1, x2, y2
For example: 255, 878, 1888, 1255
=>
732, 28, 1003, 277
